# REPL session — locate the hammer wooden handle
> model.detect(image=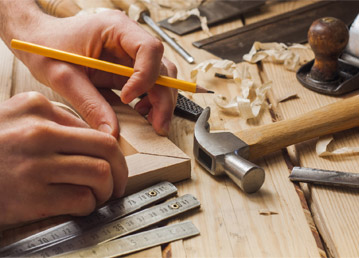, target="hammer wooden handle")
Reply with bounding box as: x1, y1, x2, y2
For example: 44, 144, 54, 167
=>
36, 0, 81, 17
237, 95, 359, 160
